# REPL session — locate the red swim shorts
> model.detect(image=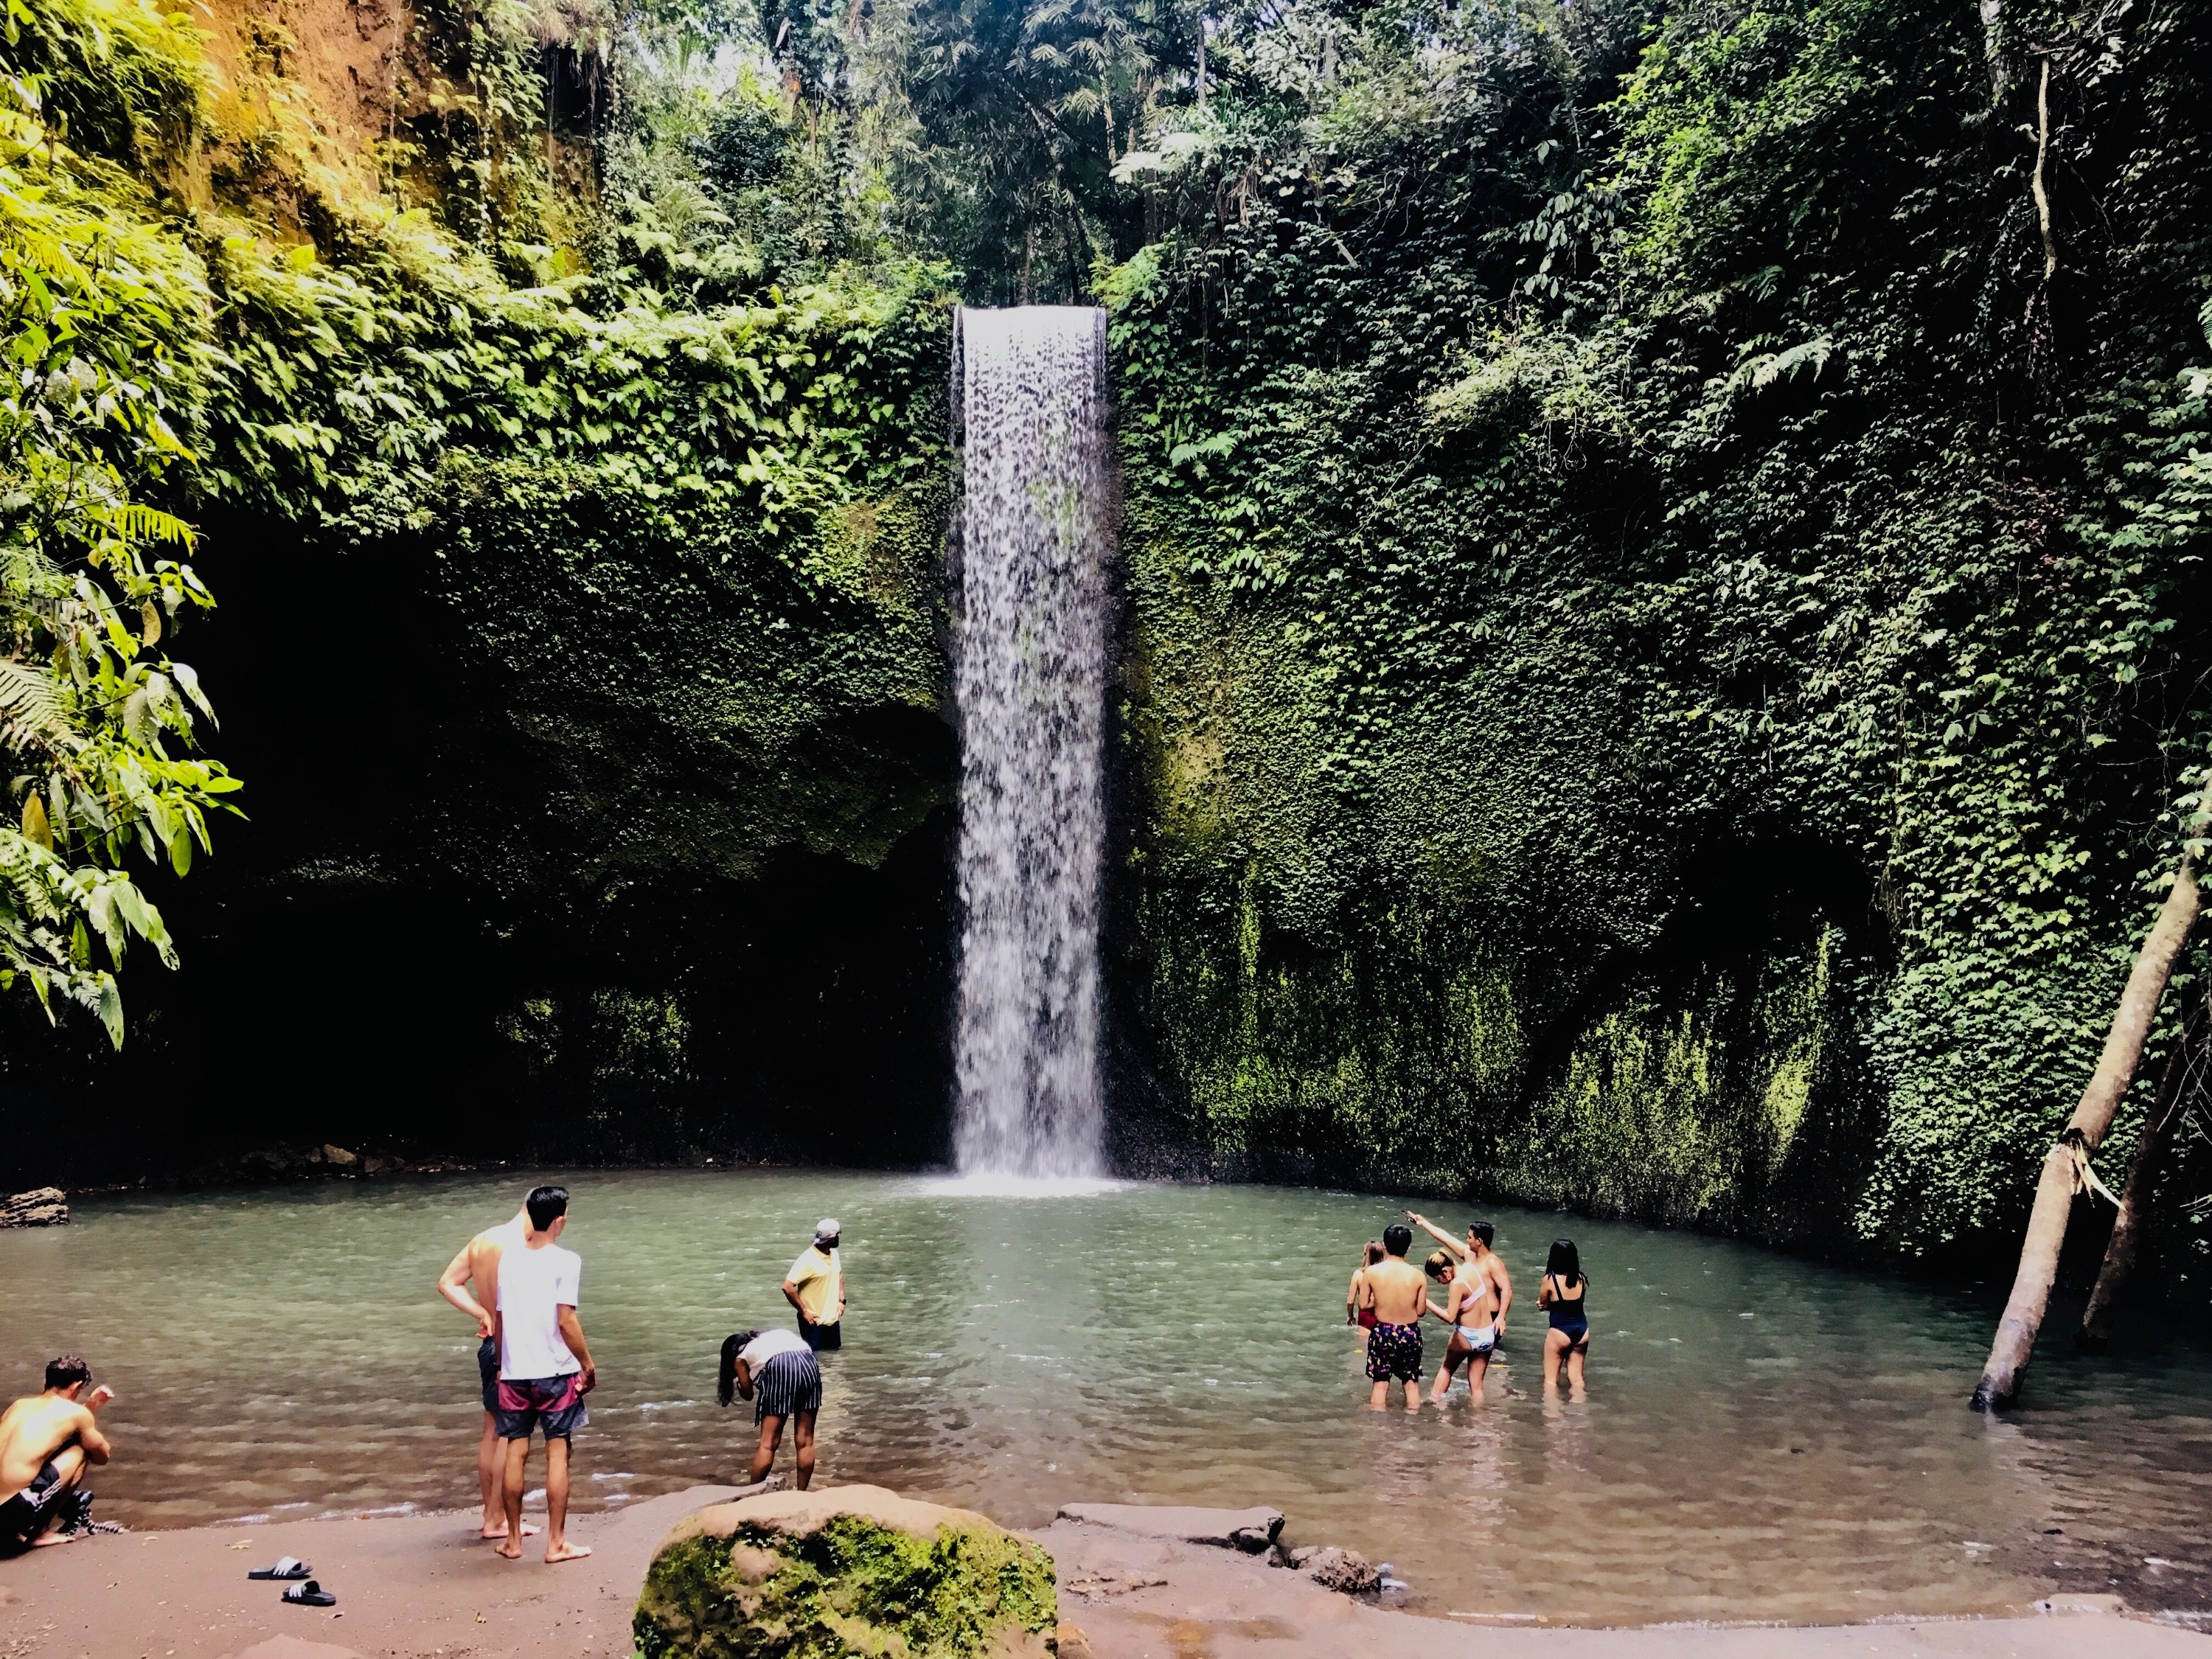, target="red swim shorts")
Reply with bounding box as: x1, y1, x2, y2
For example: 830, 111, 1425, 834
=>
495, 1374, 587, 1441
